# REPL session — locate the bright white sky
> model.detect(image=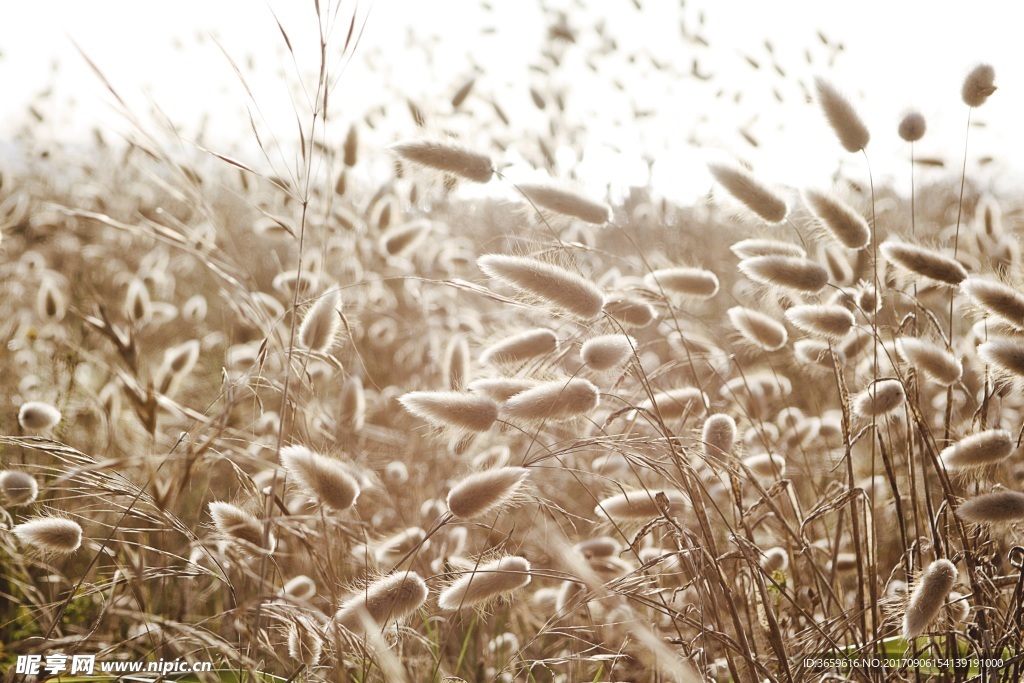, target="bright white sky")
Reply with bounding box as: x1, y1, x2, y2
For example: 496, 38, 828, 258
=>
1, 1, 1021, 203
